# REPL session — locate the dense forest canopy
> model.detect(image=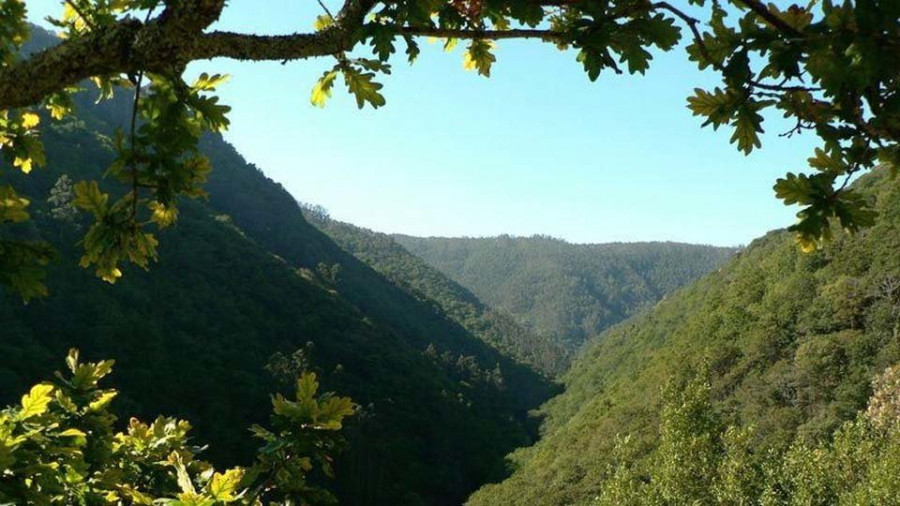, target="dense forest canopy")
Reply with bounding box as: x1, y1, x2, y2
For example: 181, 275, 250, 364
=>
1, 1, 900, 505
302, 210, 573, 376
394, 234, 735, 354
0, 41, 557, 503
0, 0, 899, 298
468, 169, 900, 505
